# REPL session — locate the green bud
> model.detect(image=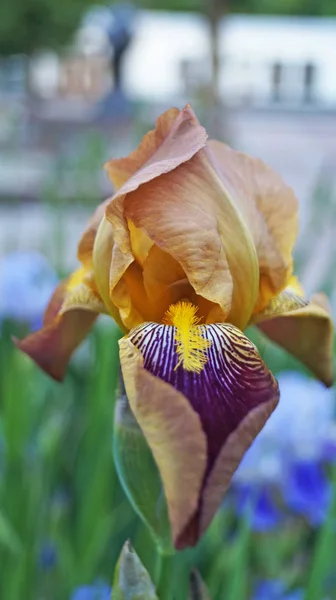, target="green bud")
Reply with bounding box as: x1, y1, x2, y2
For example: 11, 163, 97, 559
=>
189, 570, 211, 600
112, 541, 158, 600
113, 379, 173, 554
